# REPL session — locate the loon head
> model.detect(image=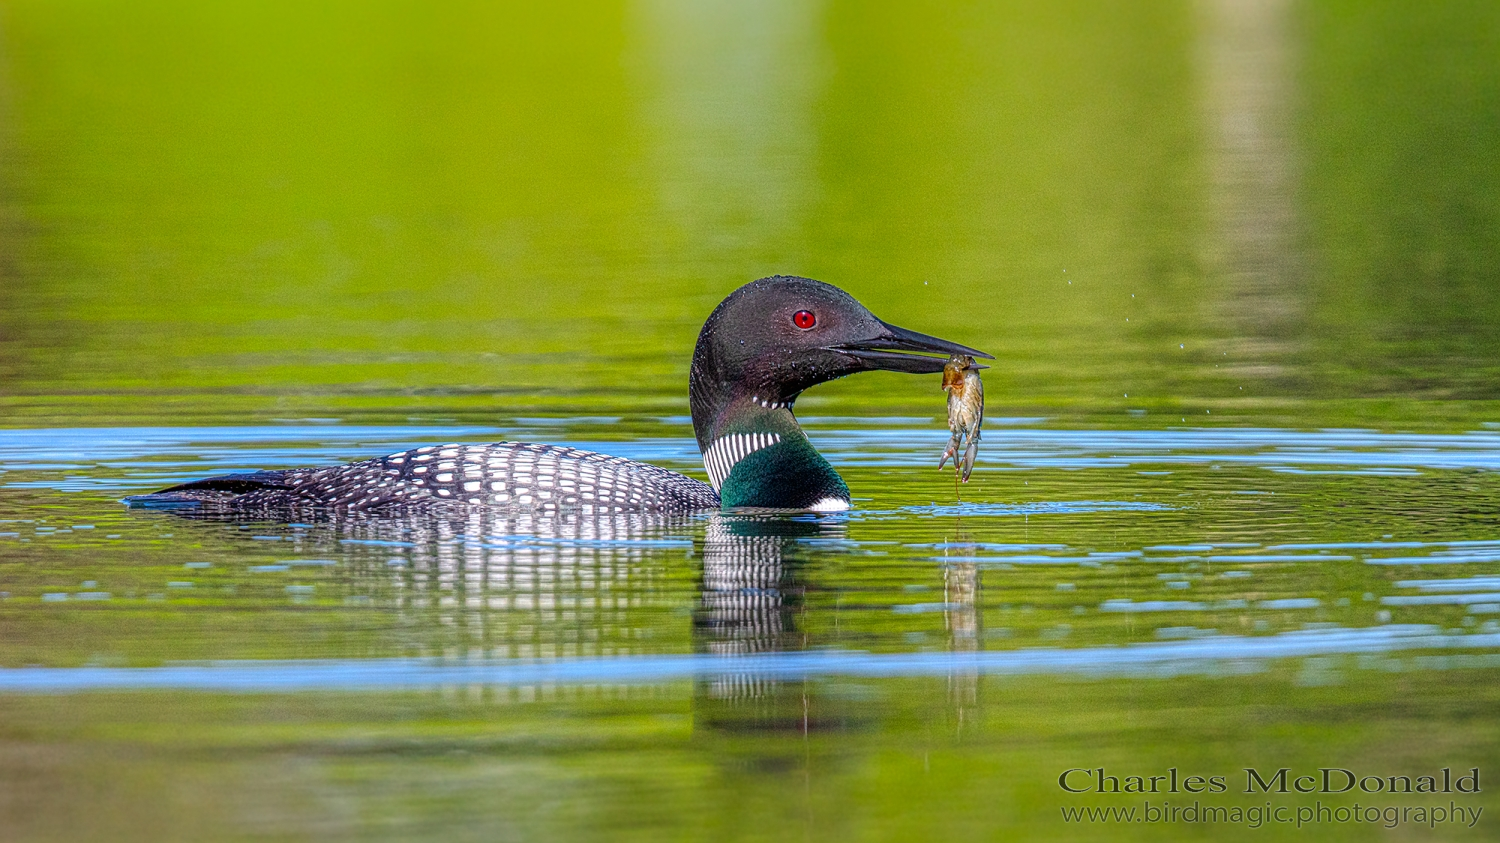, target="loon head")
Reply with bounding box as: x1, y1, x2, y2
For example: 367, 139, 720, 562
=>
689, 275, 992, 510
